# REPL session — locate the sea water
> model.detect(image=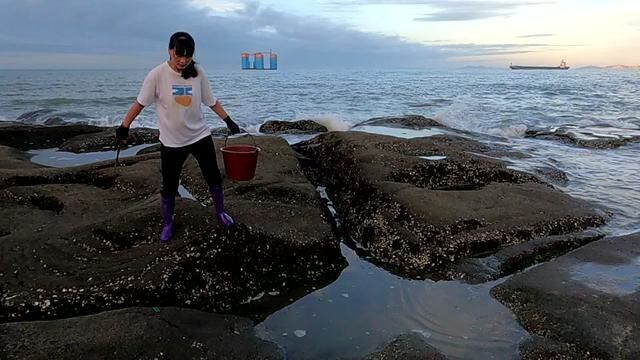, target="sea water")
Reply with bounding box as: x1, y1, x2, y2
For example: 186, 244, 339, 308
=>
1, 68, 639, 358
